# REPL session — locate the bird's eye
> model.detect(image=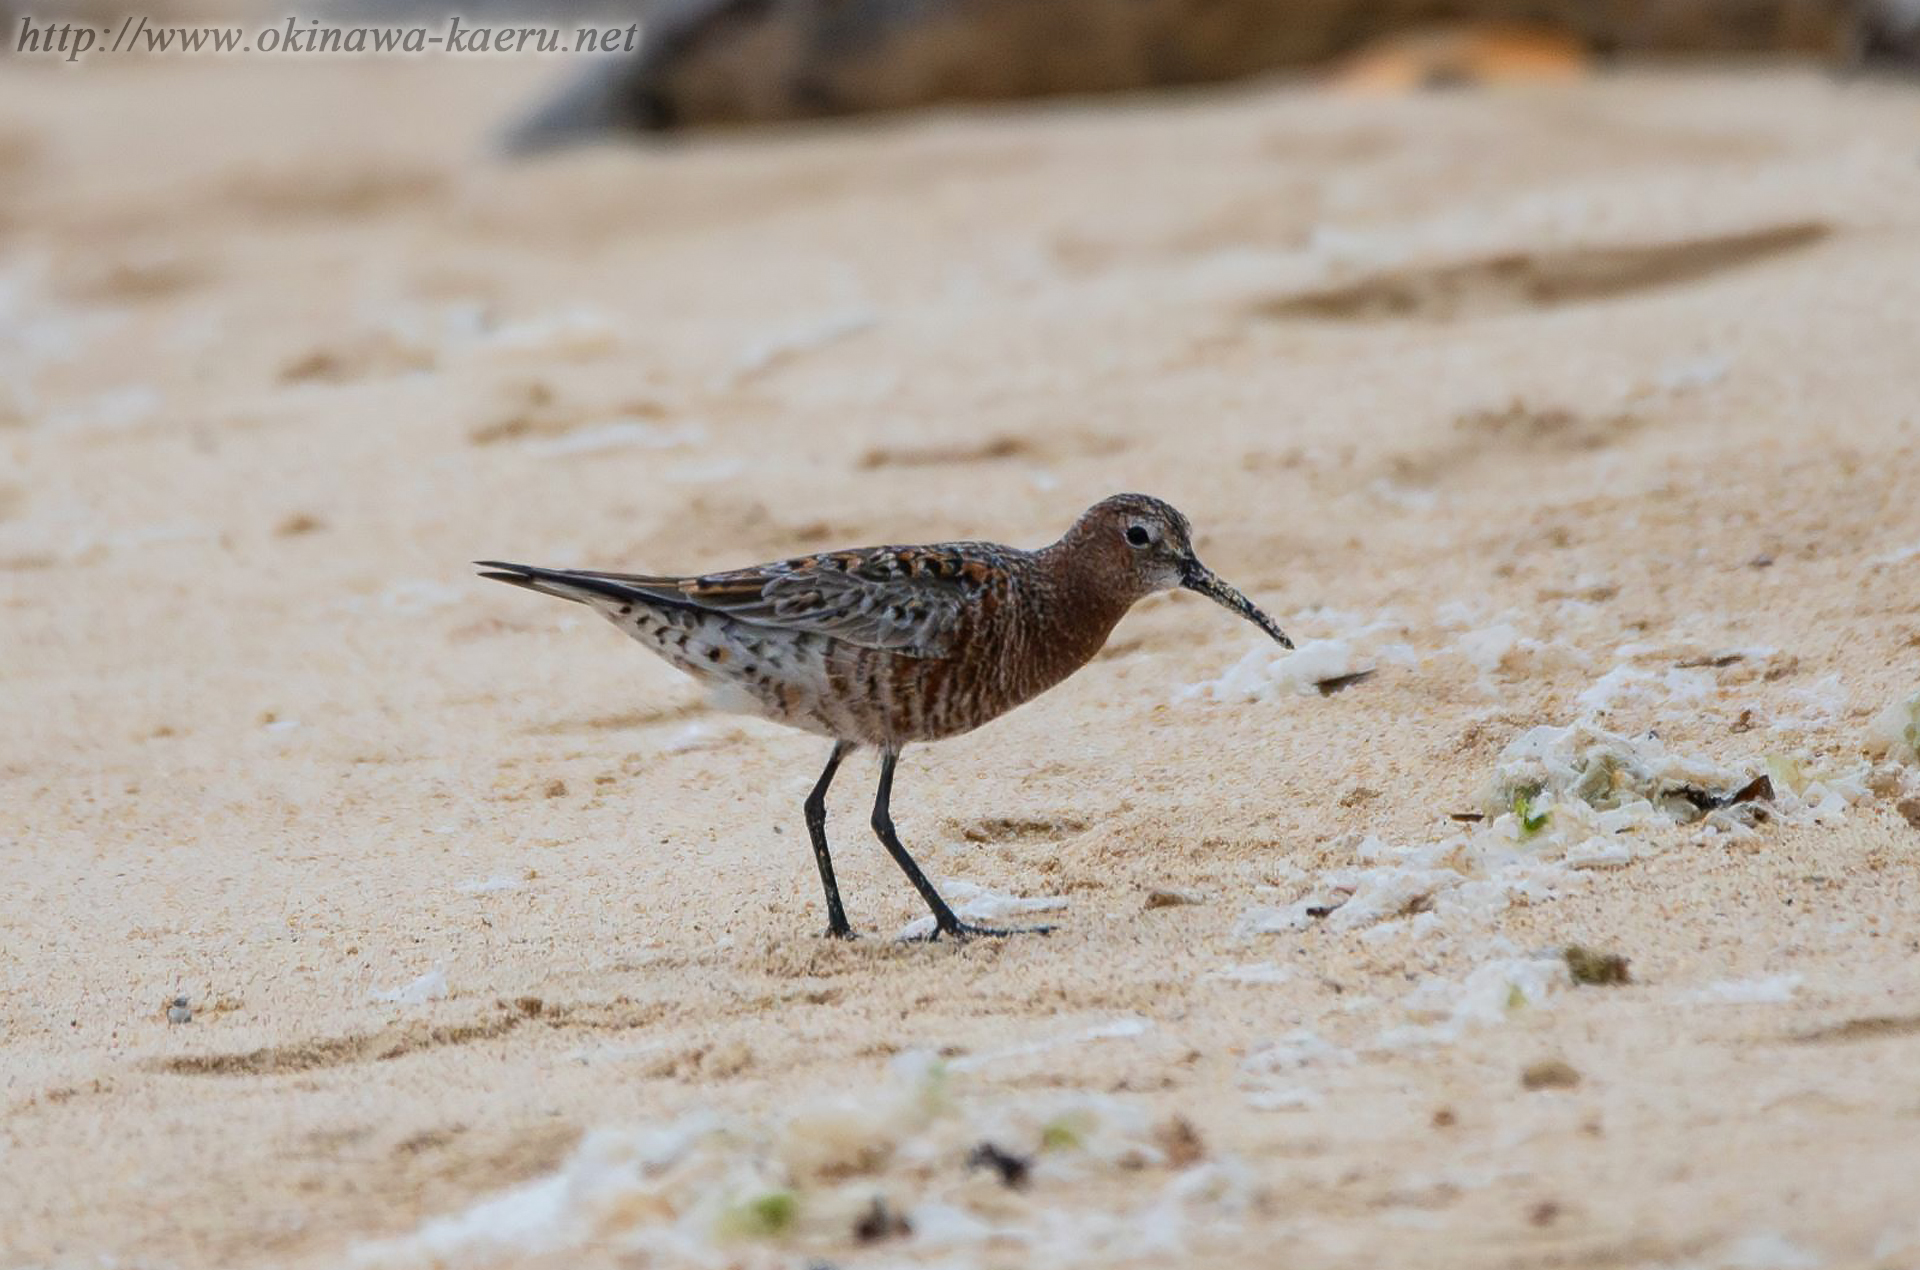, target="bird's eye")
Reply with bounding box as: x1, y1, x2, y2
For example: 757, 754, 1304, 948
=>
1125, 525, 1152, 547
